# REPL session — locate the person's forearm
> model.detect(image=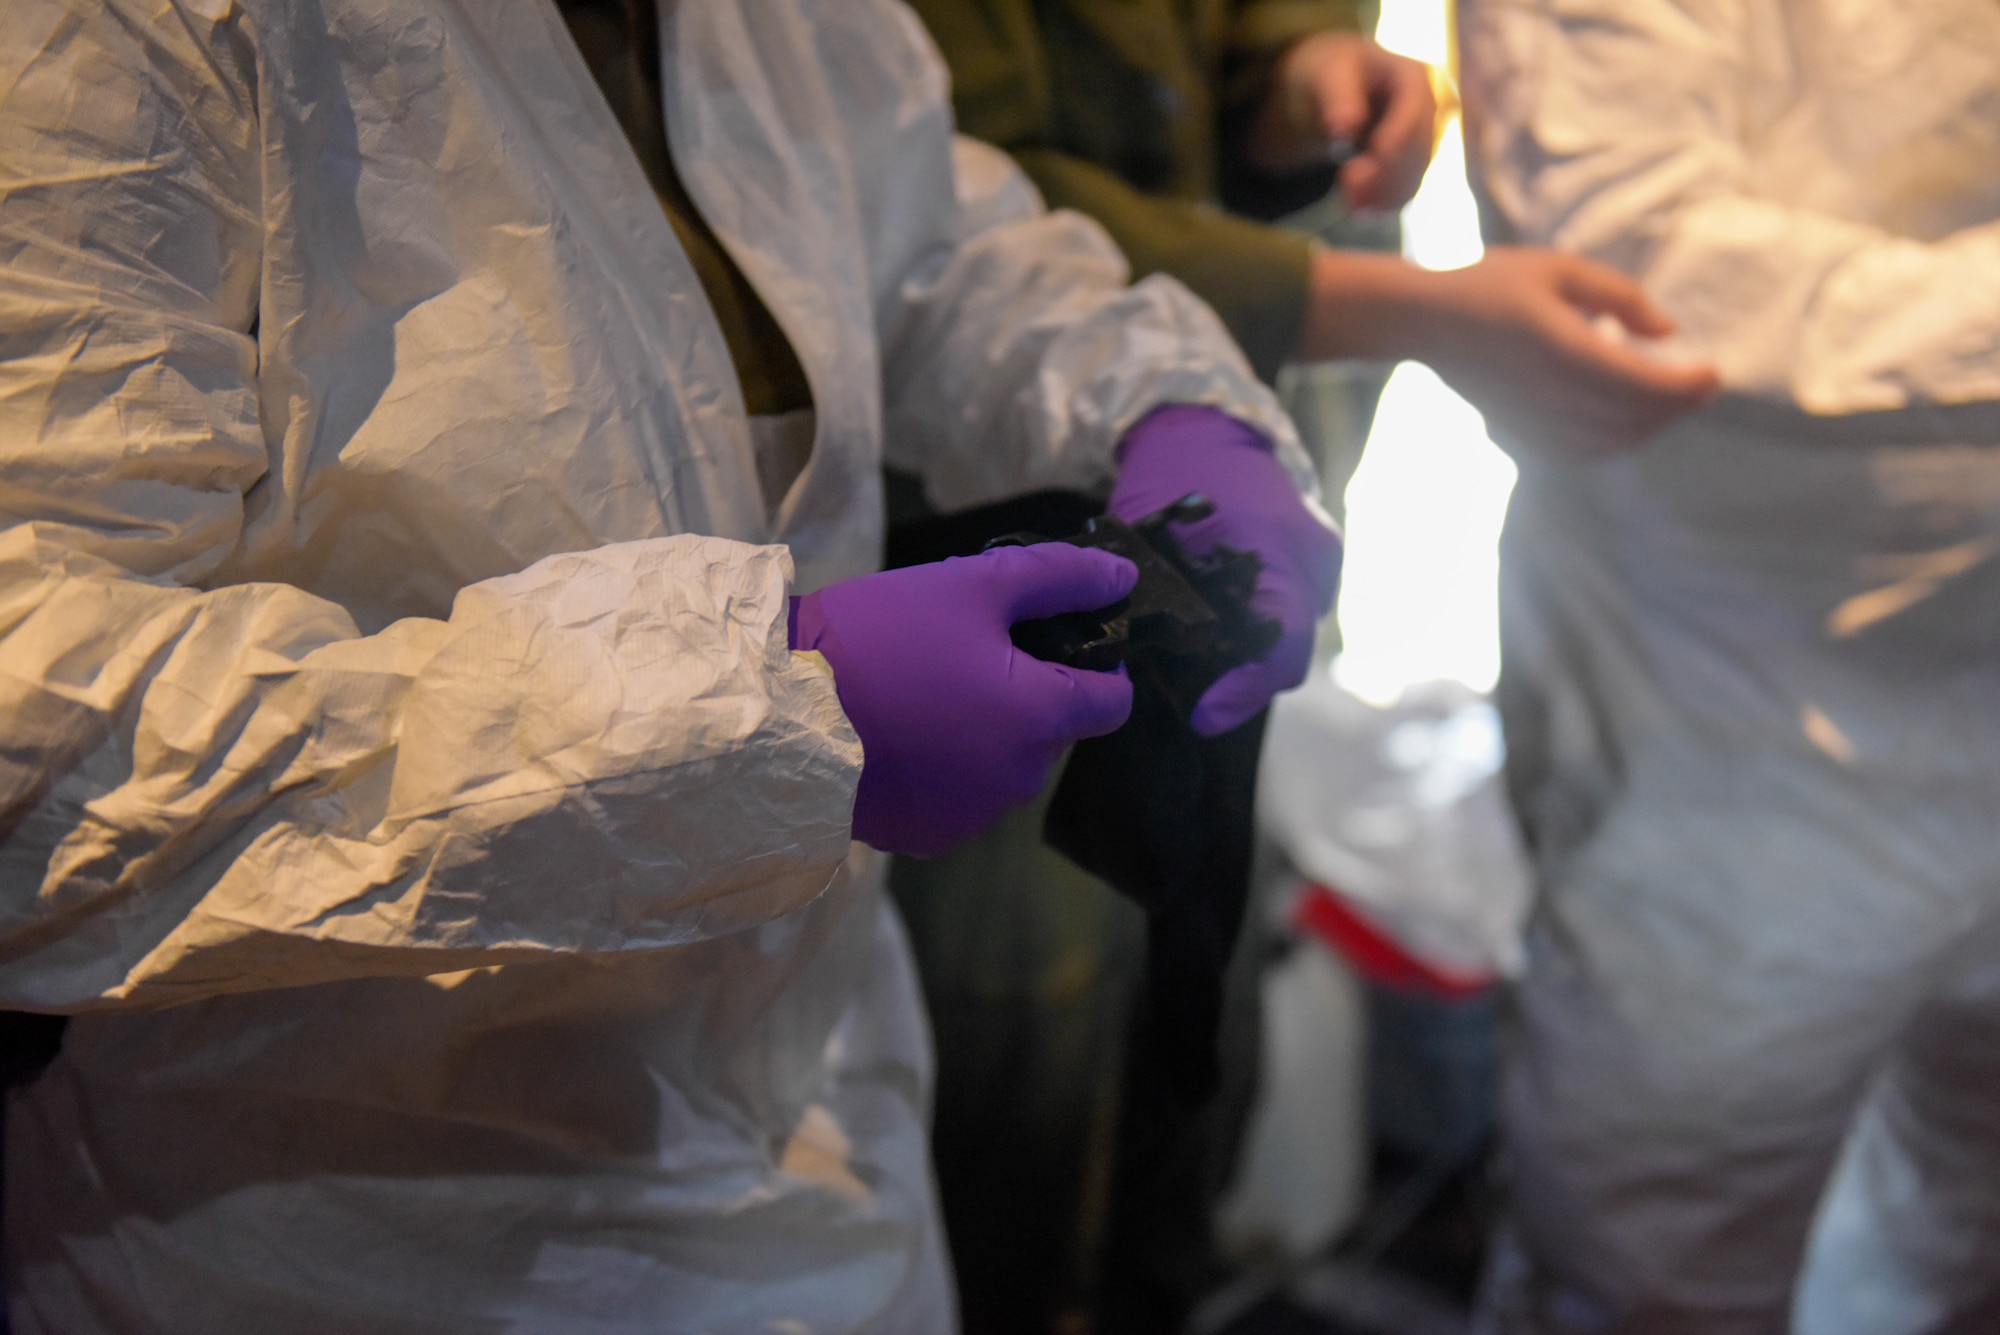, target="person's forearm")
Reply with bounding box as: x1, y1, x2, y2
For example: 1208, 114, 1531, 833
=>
1296, 248, 1452, 363
1299, 245, 1721, 454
